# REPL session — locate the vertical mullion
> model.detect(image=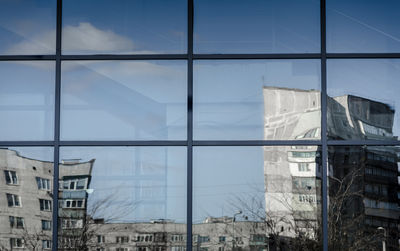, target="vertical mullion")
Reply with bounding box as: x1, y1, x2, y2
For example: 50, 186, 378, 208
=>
187, 0, 194, 250
52, 0, 62, 250
320, 0, 328, 250
52, 147, 60, 251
